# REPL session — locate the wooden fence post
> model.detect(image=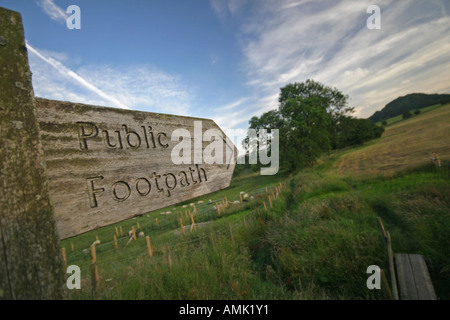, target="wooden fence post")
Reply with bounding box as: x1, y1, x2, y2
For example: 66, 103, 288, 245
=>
229, 223, 234, 242
216, 203, 221, 216
146, 236, 153, 258
90, 244, 99, 292
0, 8, 66, 299
62, 248, 67, 266
386, 231, 399, 300
132, 226, 136, 241
113, 234, 118, 249
180, 218, 186, 238
190, 214, 197, 232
